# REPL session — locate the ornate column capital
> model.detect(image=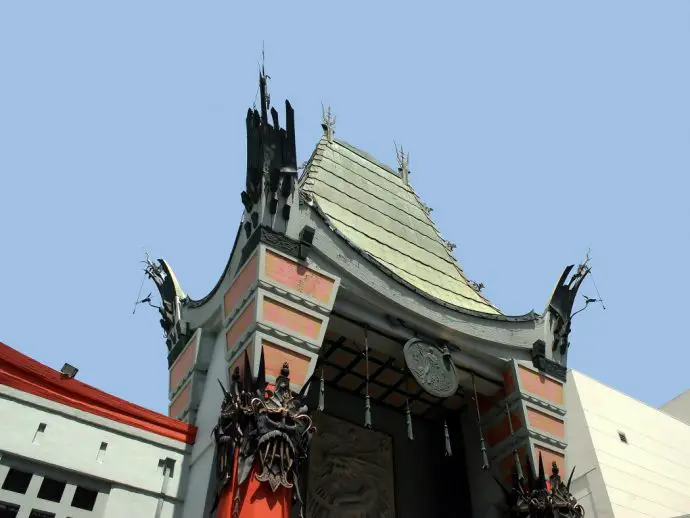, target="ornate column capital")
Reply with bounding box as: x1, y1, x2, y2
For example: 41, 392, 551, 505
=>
212, 355, 314, 517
